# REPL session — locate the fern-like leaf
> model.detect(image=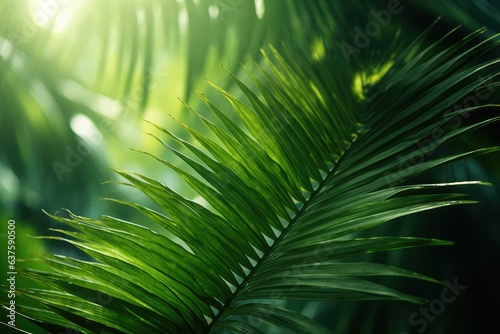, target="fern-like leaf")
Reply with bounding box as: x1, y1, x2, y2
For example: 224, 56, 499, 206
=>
7, 26, 500, 333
